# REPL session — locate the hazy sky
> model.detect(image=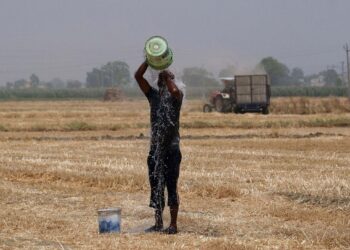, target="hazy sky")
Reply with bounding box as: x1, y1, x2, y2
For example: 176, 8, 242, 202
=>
0, 0, 349, 84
